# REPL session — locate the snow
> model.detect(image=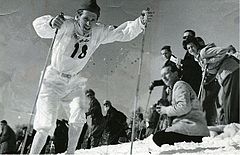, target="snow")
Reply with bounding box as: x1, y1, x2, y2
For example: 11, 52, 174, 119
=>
73, 123, 240, 155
